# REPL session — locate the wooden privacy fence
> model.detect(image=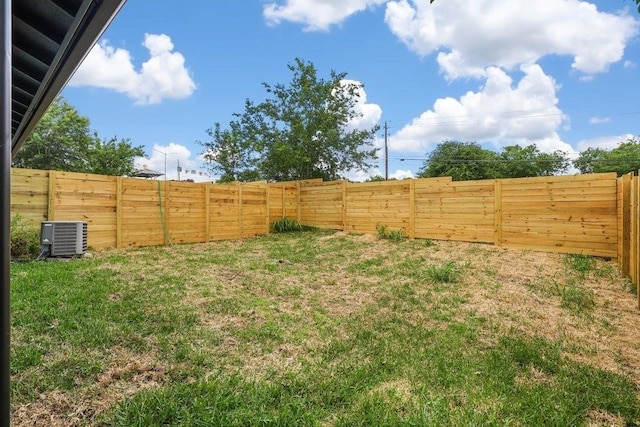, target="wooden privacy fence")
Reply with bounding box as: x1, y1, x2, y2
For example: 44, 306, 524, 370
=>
10, 168, 639, 284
